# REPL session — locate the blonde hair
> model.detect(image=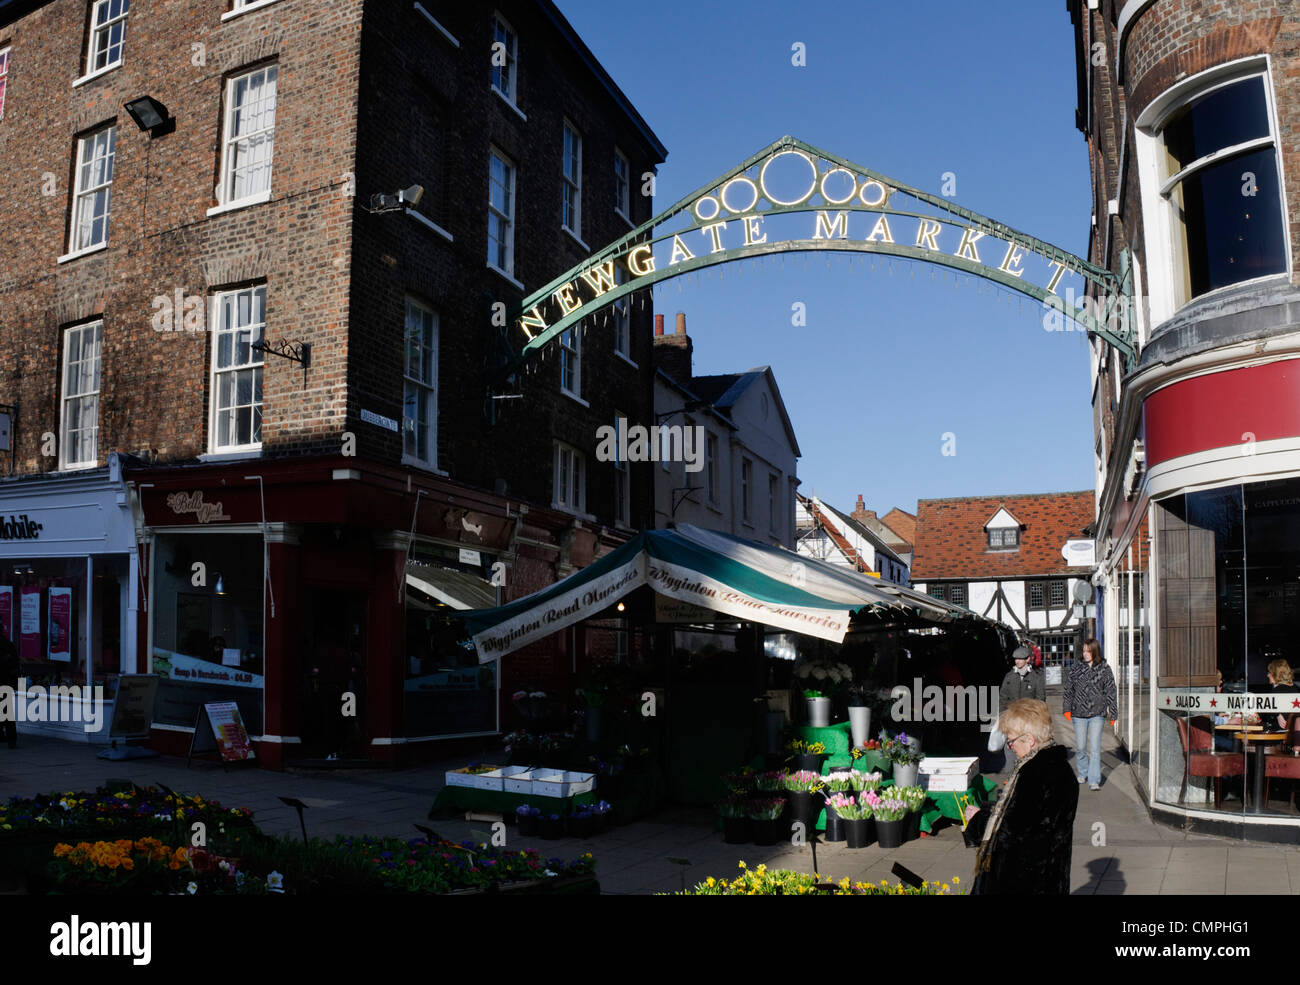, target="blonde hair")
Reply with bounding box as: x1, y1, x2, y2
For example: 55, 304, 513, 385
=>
999, 699, 1053, 745
1269, 660, 1294, 686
